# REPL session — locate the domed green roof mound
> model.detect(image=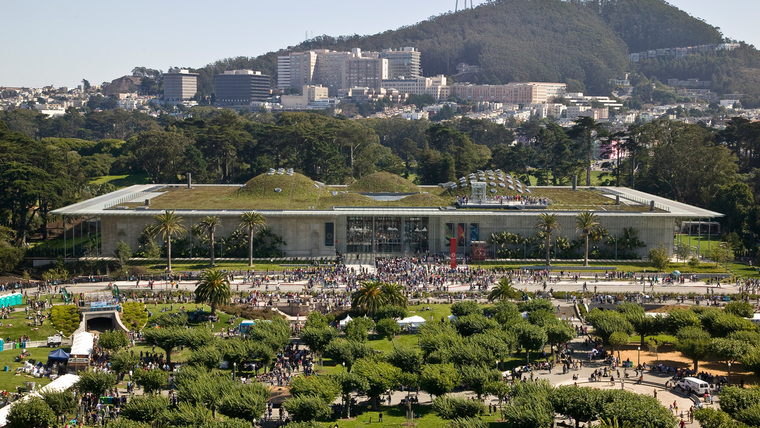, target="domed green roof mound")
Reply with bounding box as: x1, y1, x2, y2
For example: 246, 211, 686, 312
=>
239, 172, 331, 200
348, 172, 419, 194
